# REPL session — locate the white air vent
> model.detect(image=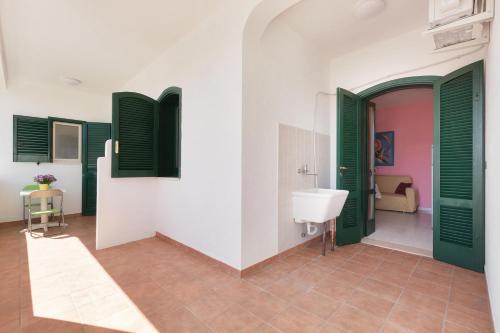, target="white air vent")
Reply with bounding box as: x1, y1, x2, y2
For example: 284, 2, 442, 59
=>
434, 23, 489, 49
424, 0, 494, 52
